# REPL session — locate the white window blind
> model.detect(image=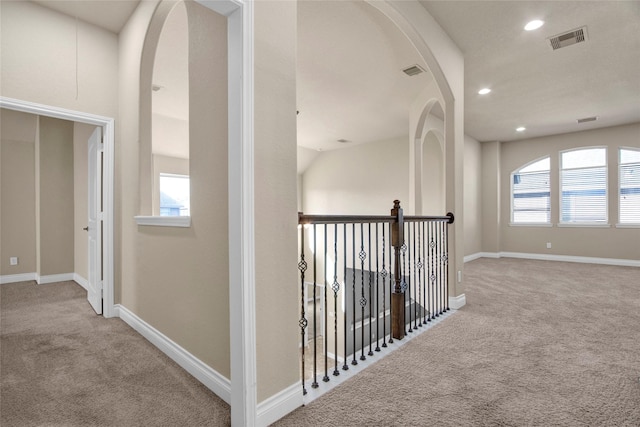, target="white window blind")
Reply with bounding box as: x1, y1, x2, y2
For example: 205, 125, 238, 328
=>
560, 148, 607, 224
511, 157, 550, 223
619, 148, 640, 224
